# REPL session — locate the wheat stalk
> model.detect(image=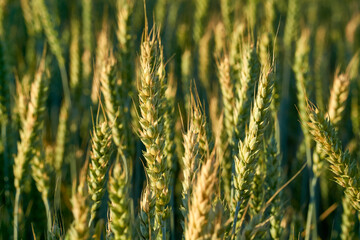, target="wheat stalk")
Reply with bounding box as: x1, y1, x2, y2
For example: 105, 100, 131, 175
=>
69, 13, 80, 95
81, 0, 92, 87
